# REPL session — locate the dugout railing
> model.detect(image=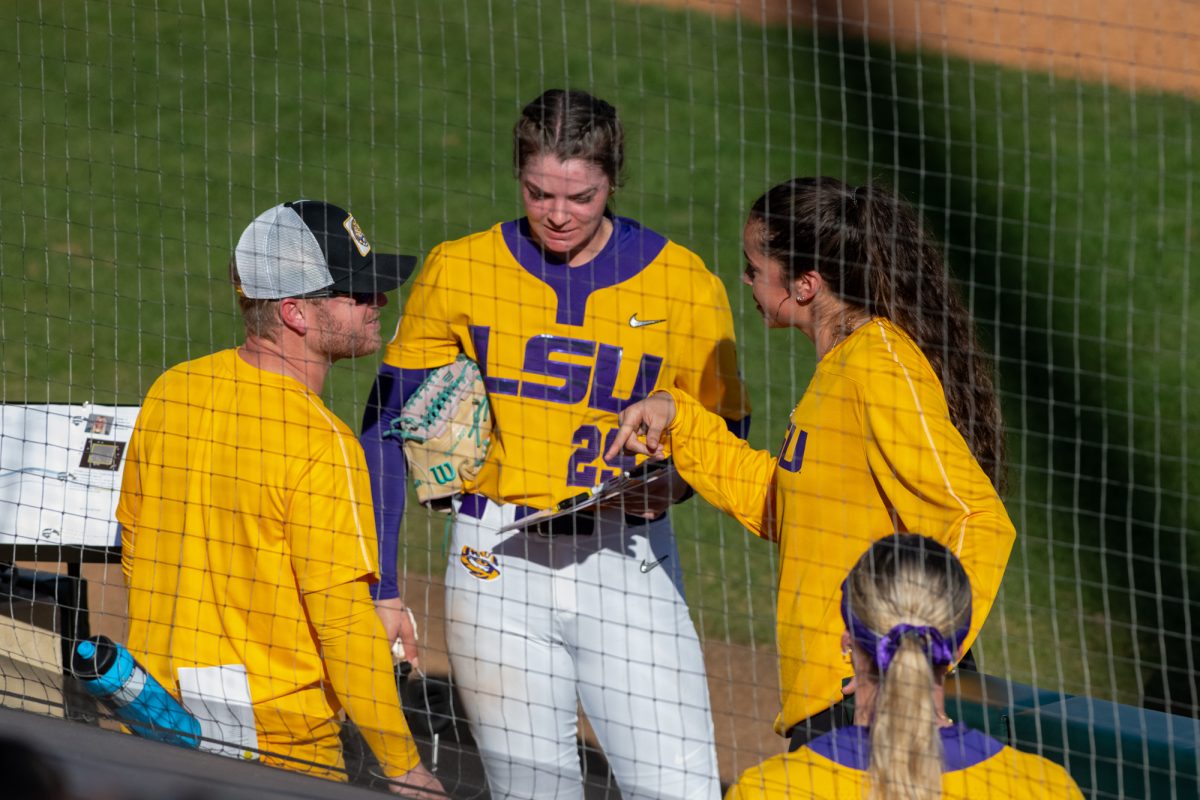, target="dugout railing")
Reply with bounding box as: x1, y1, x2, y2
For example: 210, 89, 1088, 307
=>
939, 671, 1198, 799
